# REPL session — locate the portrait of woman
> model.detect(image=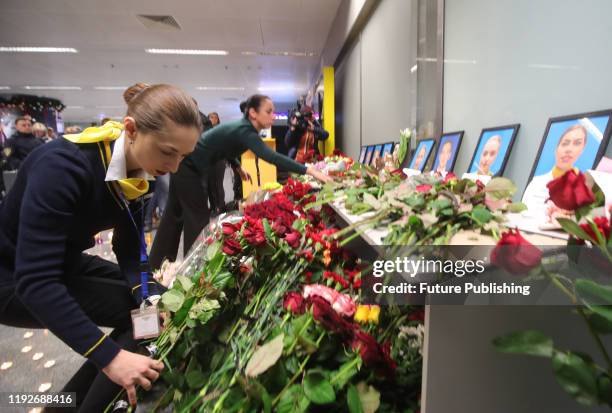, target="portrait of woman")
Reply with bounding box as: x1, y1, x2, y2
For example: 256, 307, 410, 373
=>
467, 124, 519, 176
522, 110, 612, 217
408, 139, 434, 171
